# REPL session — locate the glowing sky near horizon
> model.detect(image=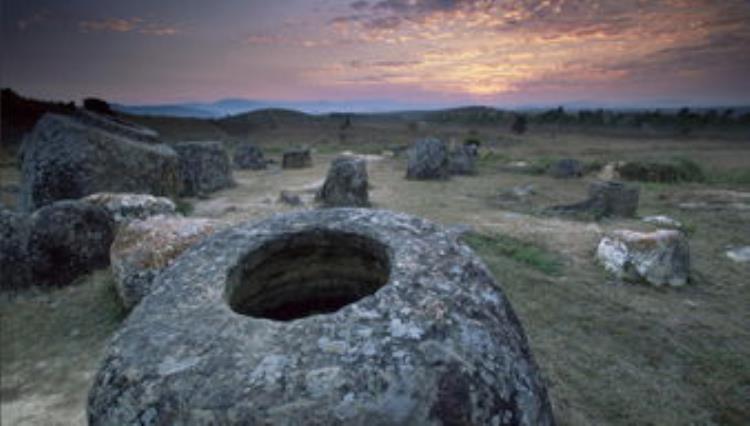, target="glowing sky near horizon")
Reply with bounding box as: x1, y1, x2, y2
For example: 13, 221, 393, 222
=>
2, 0, 750, 106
